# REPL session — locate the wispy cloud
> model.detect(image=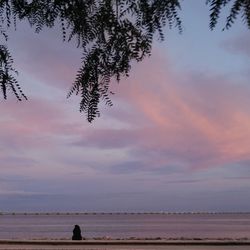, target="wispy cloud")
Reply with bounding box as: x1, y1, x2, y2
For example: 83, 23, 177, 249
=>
70, 52, 250, 174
